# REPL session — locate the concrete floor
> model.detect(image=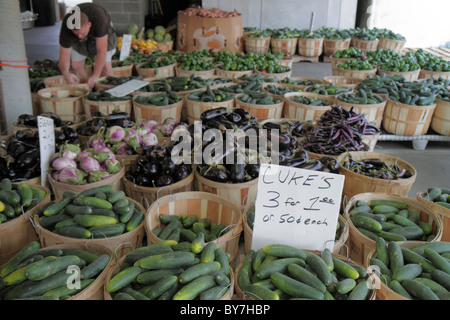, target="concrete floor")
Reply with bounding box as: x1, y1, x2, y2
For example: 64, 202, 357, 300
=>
22, 22, 450, 199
